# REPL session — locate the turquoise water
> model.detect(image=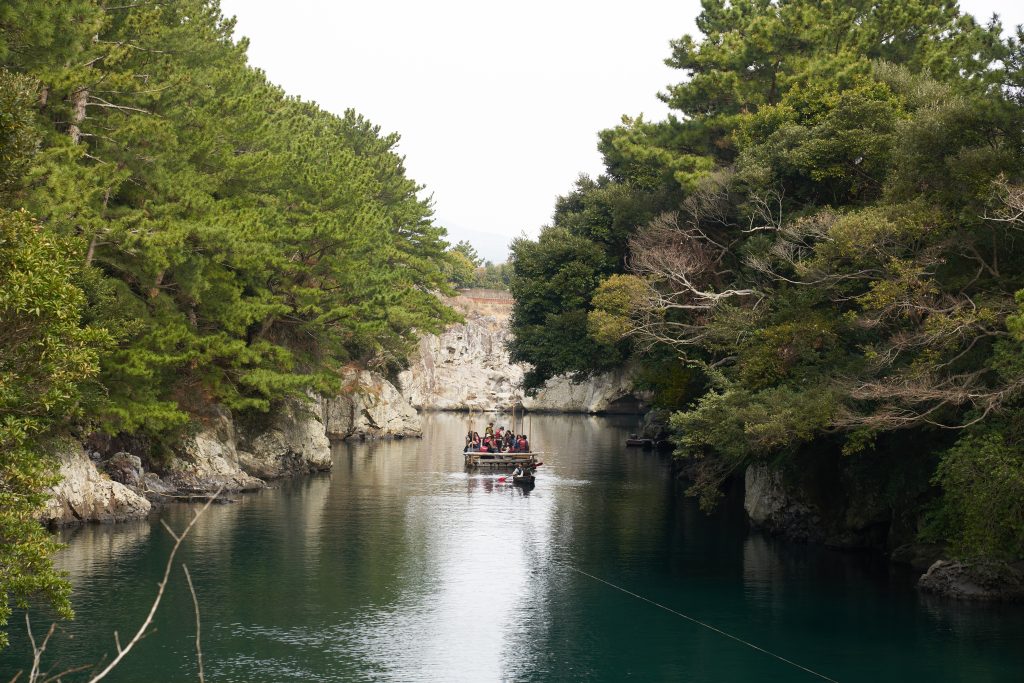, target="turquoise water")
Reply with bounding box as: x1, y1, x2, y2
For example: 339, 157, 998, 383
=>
3, 412, 1023, 681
